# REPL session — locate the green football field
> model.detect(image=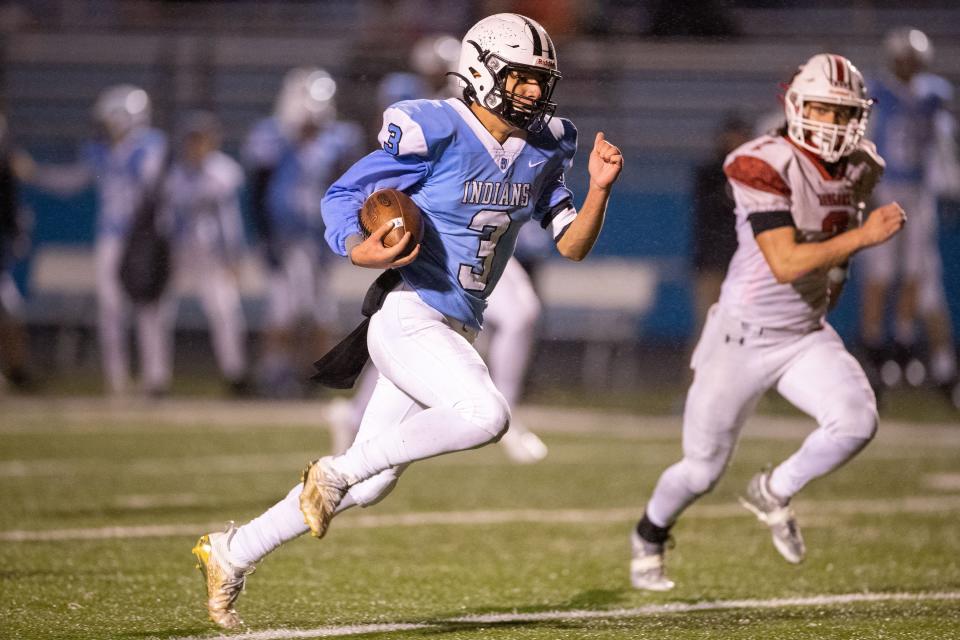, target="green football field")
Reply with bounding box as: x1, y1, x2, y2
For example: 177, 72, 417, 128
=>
1, 397, 958, 639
